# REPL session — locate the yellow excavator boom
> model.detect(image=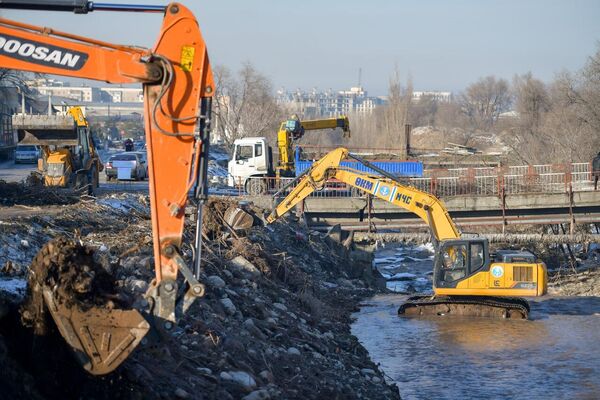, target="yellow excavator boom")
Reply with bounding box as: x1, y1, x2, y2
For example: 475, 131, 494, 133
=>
267, 147, 459, 241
